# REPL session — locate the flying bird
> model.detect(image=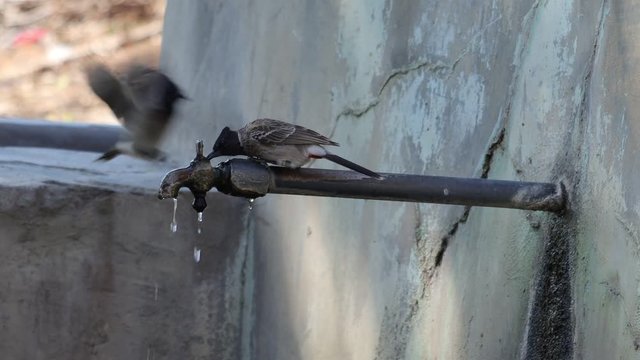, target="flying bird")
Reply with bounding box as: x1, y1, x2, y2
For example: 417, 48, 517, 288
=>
206, 118, 382, 179
86, 64, 185, 161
